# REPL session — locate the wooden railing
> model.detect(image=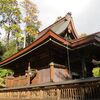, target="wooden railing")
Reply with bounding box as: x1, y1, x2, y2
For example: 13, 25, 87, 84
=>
0, 77, 100, 100
60, 84, 100, 100
5, 63, 71, 87
5, 76, 28, 87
